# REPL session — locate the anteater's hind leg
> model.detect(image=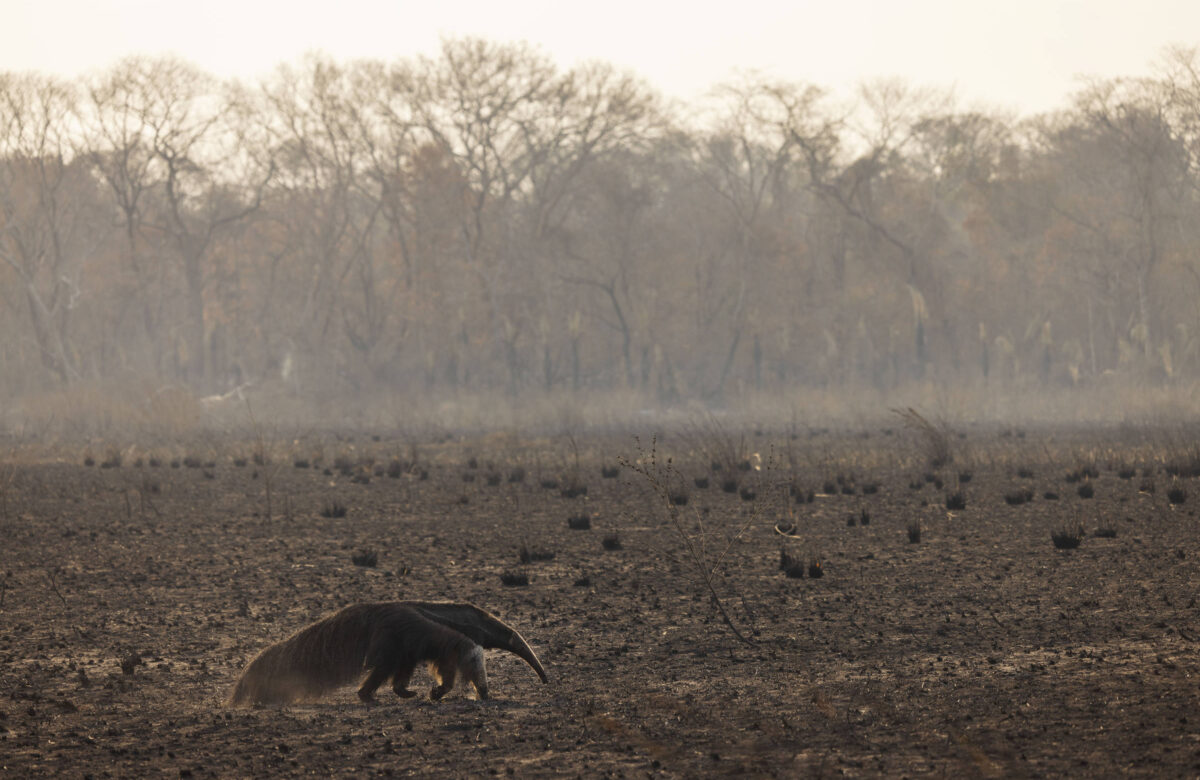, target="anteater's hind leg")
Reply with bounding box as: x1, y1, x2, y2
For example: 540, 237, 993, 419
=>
362, 628, 406, 702
391, 663, 418, 698
358, 664, 394, 702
